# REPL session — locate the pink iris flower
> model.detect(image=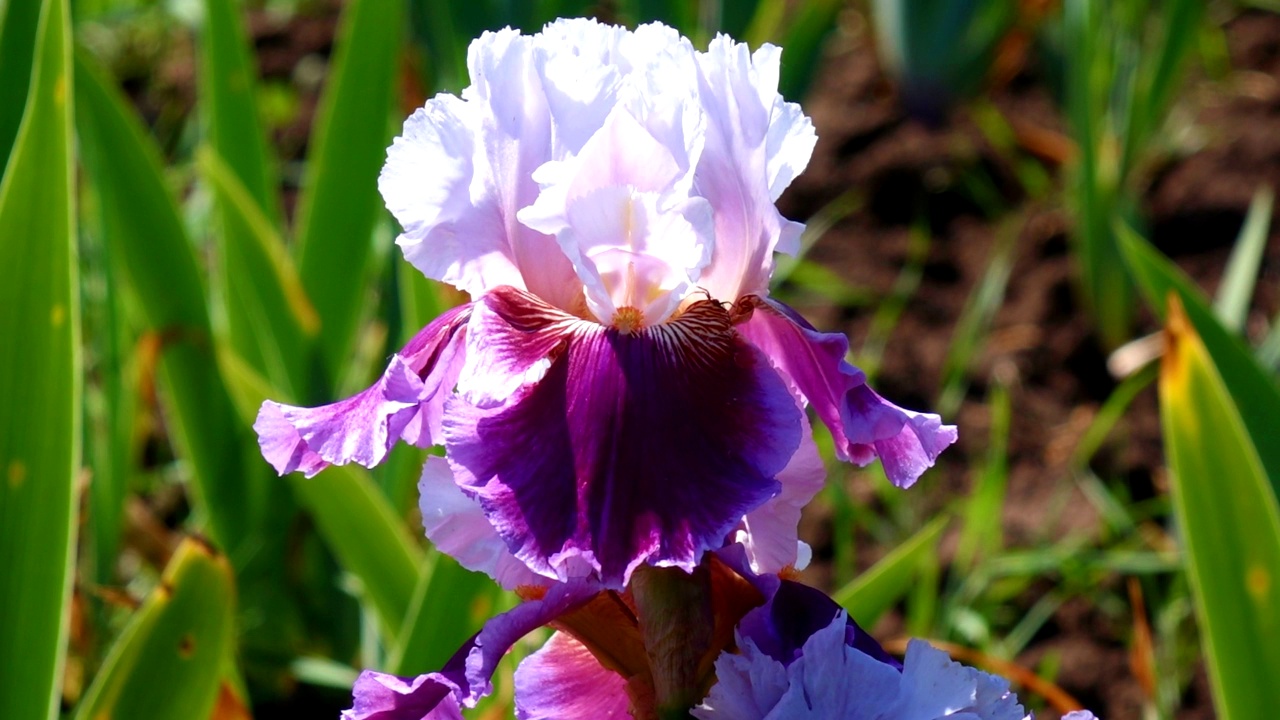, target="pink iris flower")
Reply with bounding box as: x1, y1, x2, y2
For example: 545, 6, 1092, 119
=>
254, 19, 956, 589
